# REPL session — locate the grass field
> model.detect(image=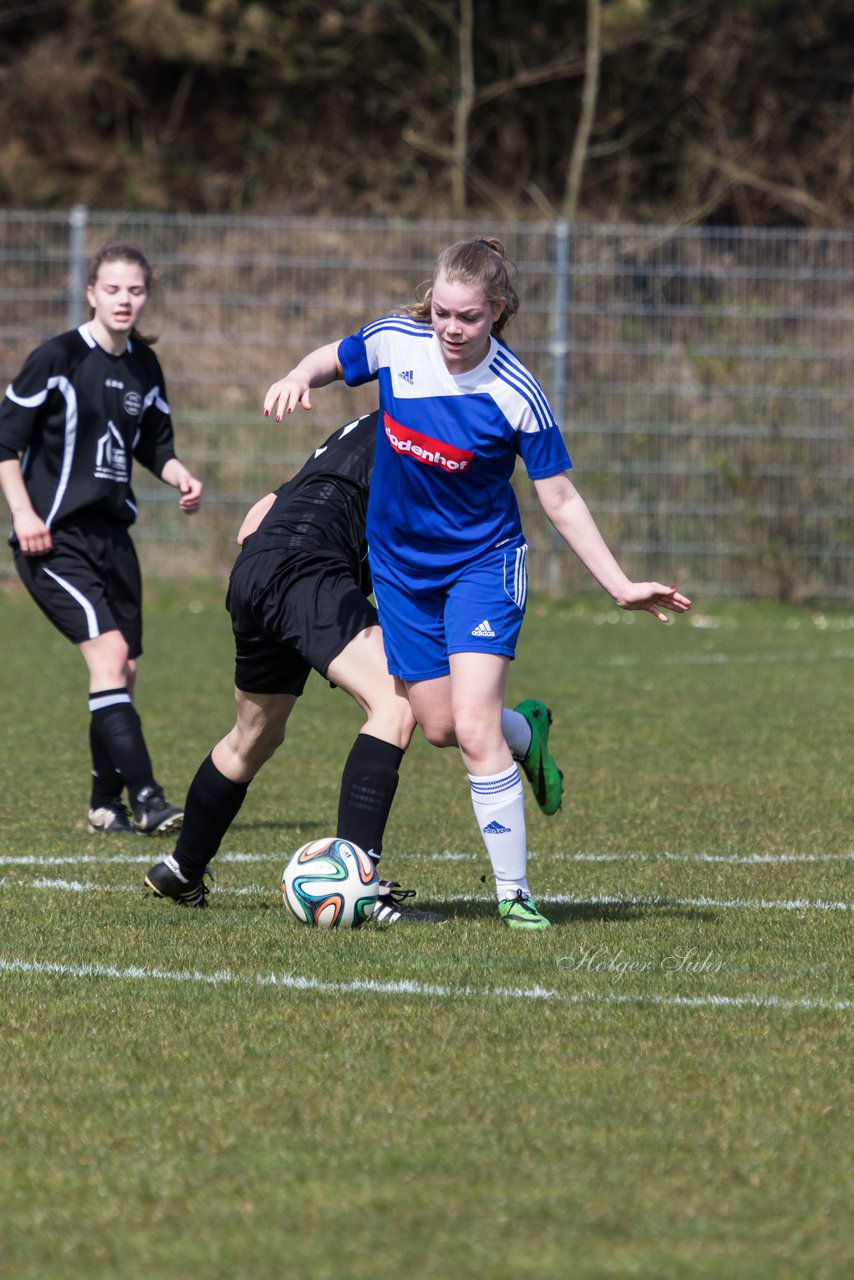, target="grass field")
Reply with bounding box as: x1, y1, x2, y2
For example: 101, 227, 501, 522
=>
0, 579, 851, 1280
